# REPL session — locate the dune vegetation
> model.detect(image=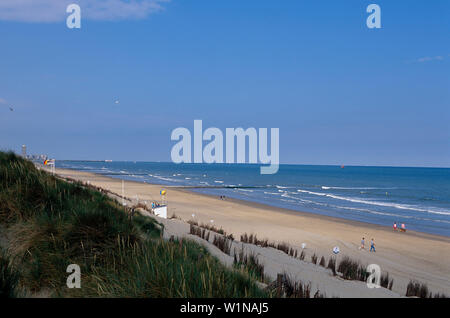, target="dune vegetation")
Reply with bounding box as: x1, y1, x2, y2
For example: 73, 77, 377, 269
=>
0, 151, 267, 298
